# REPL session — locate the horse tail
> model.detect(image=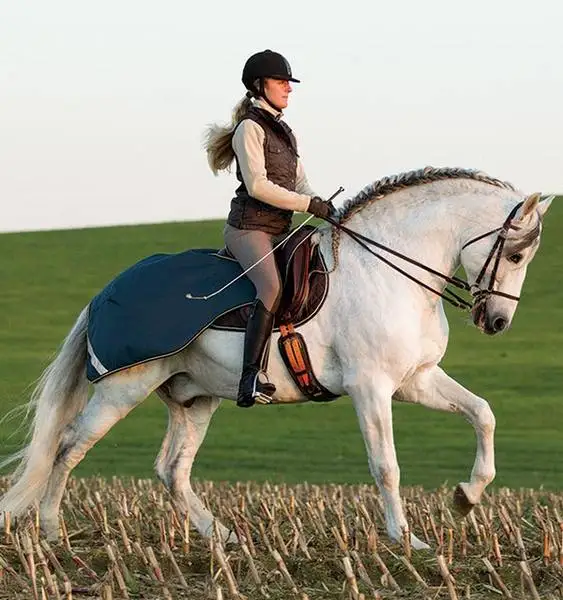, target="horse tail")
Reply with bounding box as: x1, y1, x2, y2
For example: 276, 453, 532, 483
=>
0, 305, 89, 518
